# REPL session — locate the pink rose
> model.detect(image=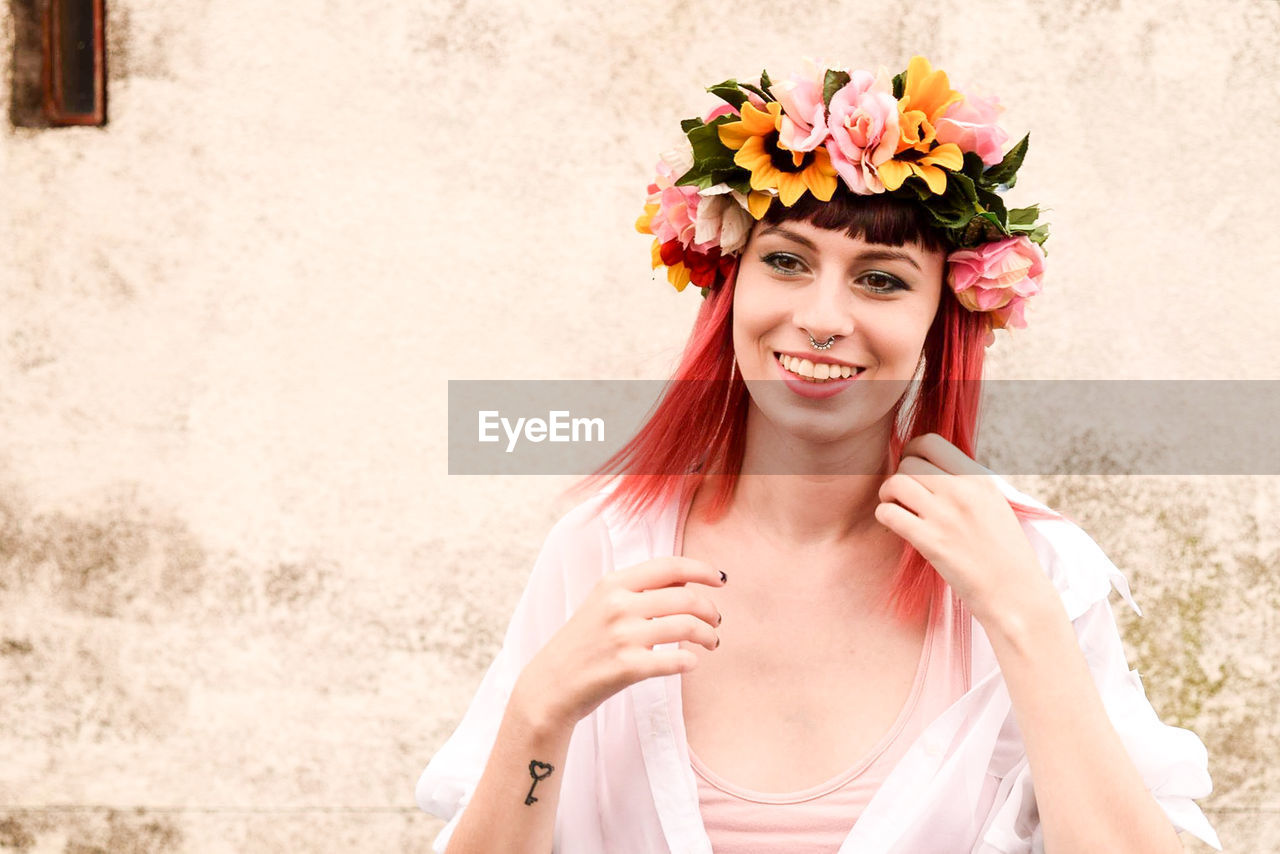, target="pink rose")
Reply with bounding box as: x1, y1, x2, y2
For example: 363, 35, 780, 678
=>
645, 148, 708, 250
946, 235, 1046, 332
935, 91, 1009, 167
770, 72, 828, 152
823, 70, 900, 194
703, 103, 738, 123
703, 88, 766, 124
651, 185, 702, 247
